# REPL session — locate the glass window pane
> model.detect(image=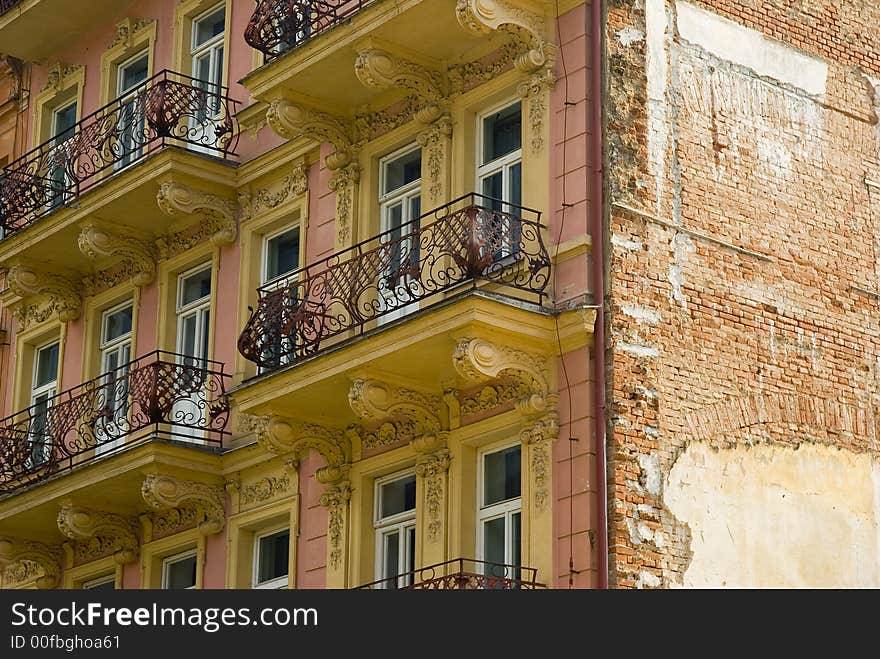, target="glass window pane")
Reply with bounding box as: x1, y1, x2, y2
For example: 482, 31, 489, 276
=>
509, 162, 522, 209
409, 195, 421, 222
199, 309, 210, 360
53, 103, 77, 137
384, 531, 400, 585
265, 228, 300, 281
483, 445, 521, 506
35, 343, 59, 388
482, 516, 506, 566
180, 268, 211, 306
103, 306, 133, 343
256, 529, 289, 584
195, 53, 211, 82
386, 202, 403, 233
481, 171, 503, 208
482, 103, 521, 164
120, 55, 148, 92
165, 555, 197, 589
180, 315, 197, 356
194, 7, 225, 47
383, 149, 421, 194
379, 474, 416, 519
